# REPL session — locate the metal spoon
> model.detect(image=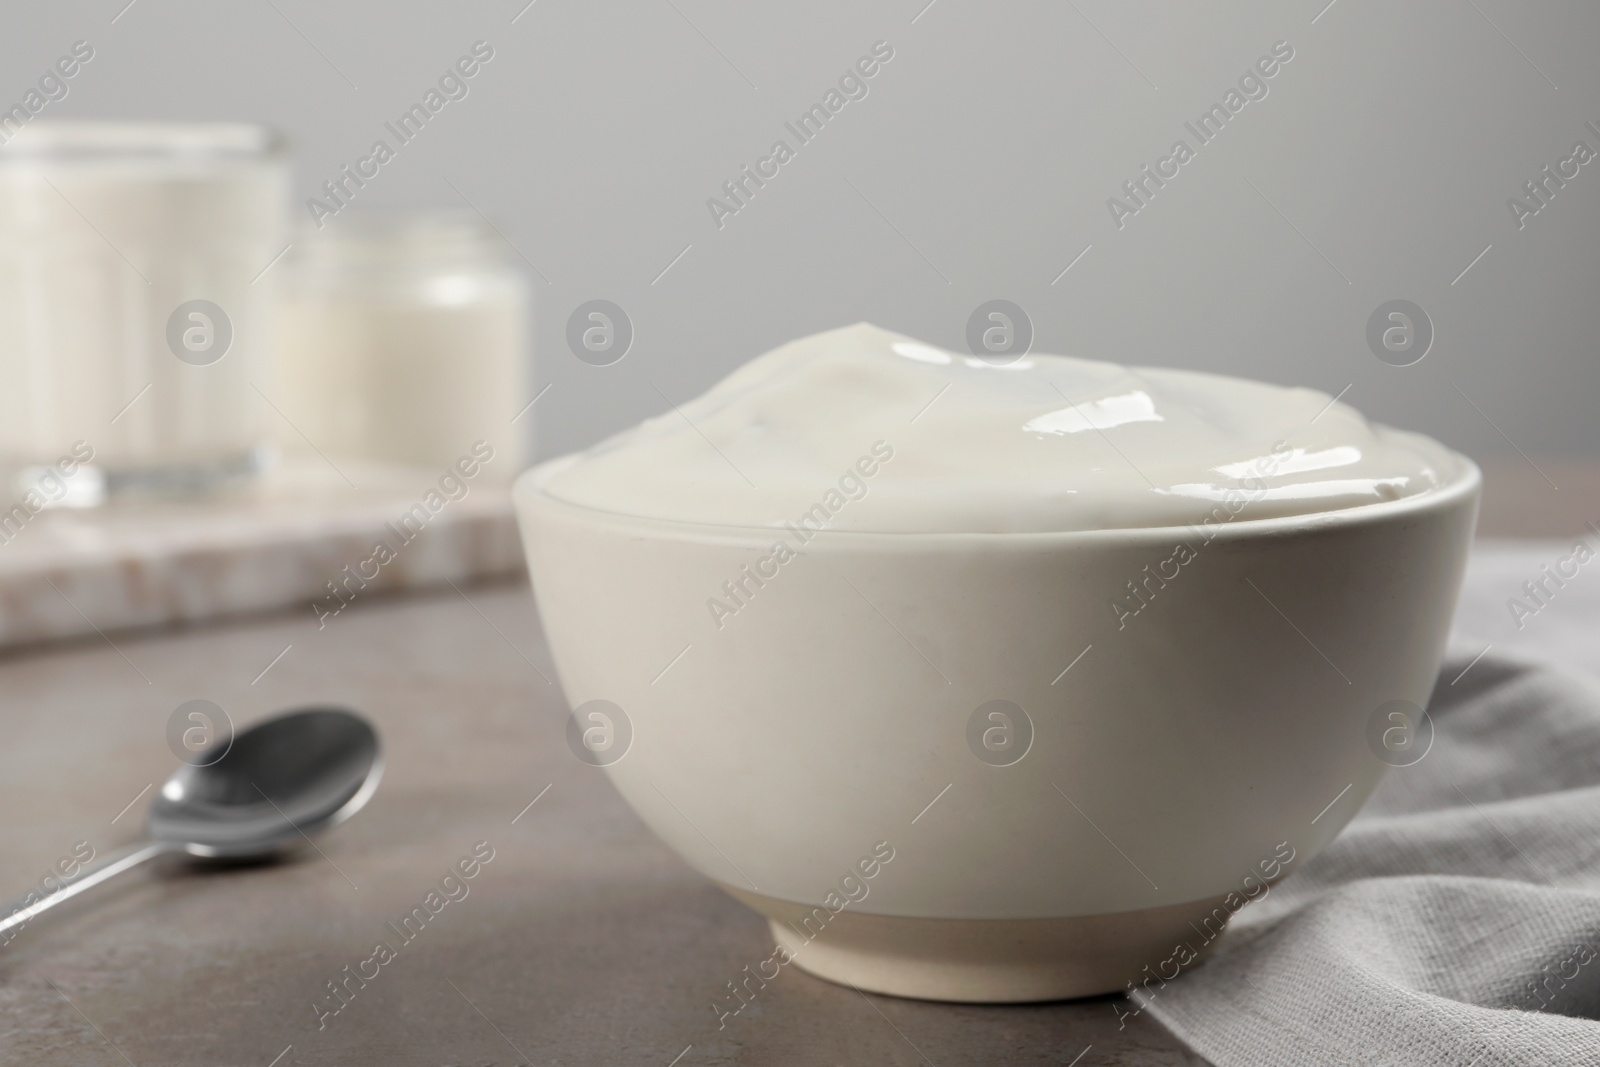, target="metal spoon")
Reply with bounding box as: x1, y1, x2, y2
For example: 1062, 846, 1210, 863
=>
0, 706, 381, 941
